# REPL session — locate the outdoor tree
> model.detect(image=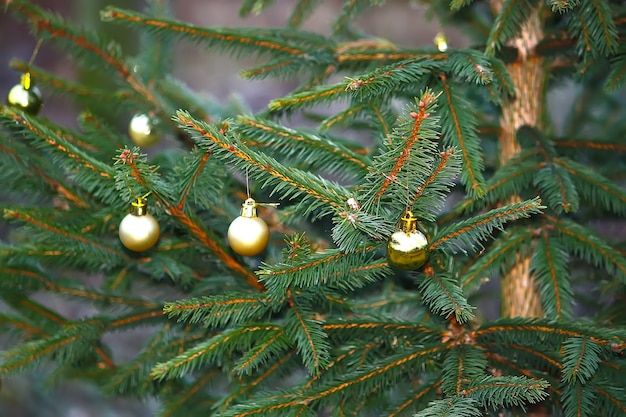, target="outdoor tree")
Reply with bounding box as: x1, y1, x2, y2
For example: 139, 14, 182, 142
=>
1, 1, 625, 416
